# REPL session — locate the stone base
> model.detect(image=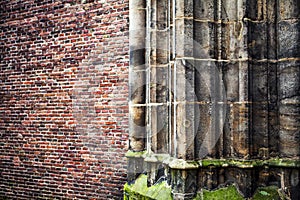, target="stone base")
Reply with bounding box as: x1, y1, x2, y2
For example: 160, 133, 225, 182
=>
126, 151, 147, 183
172, 192, 195, 200
124, 174, 286, 200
